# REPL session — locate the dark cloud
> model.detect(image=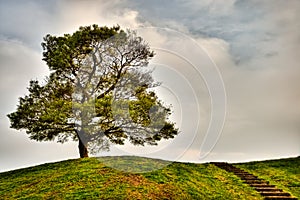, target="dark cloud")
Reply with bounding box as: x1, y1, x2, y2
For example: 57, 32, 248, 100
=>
0, 0, 60, 49
128, 0, 300, 66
